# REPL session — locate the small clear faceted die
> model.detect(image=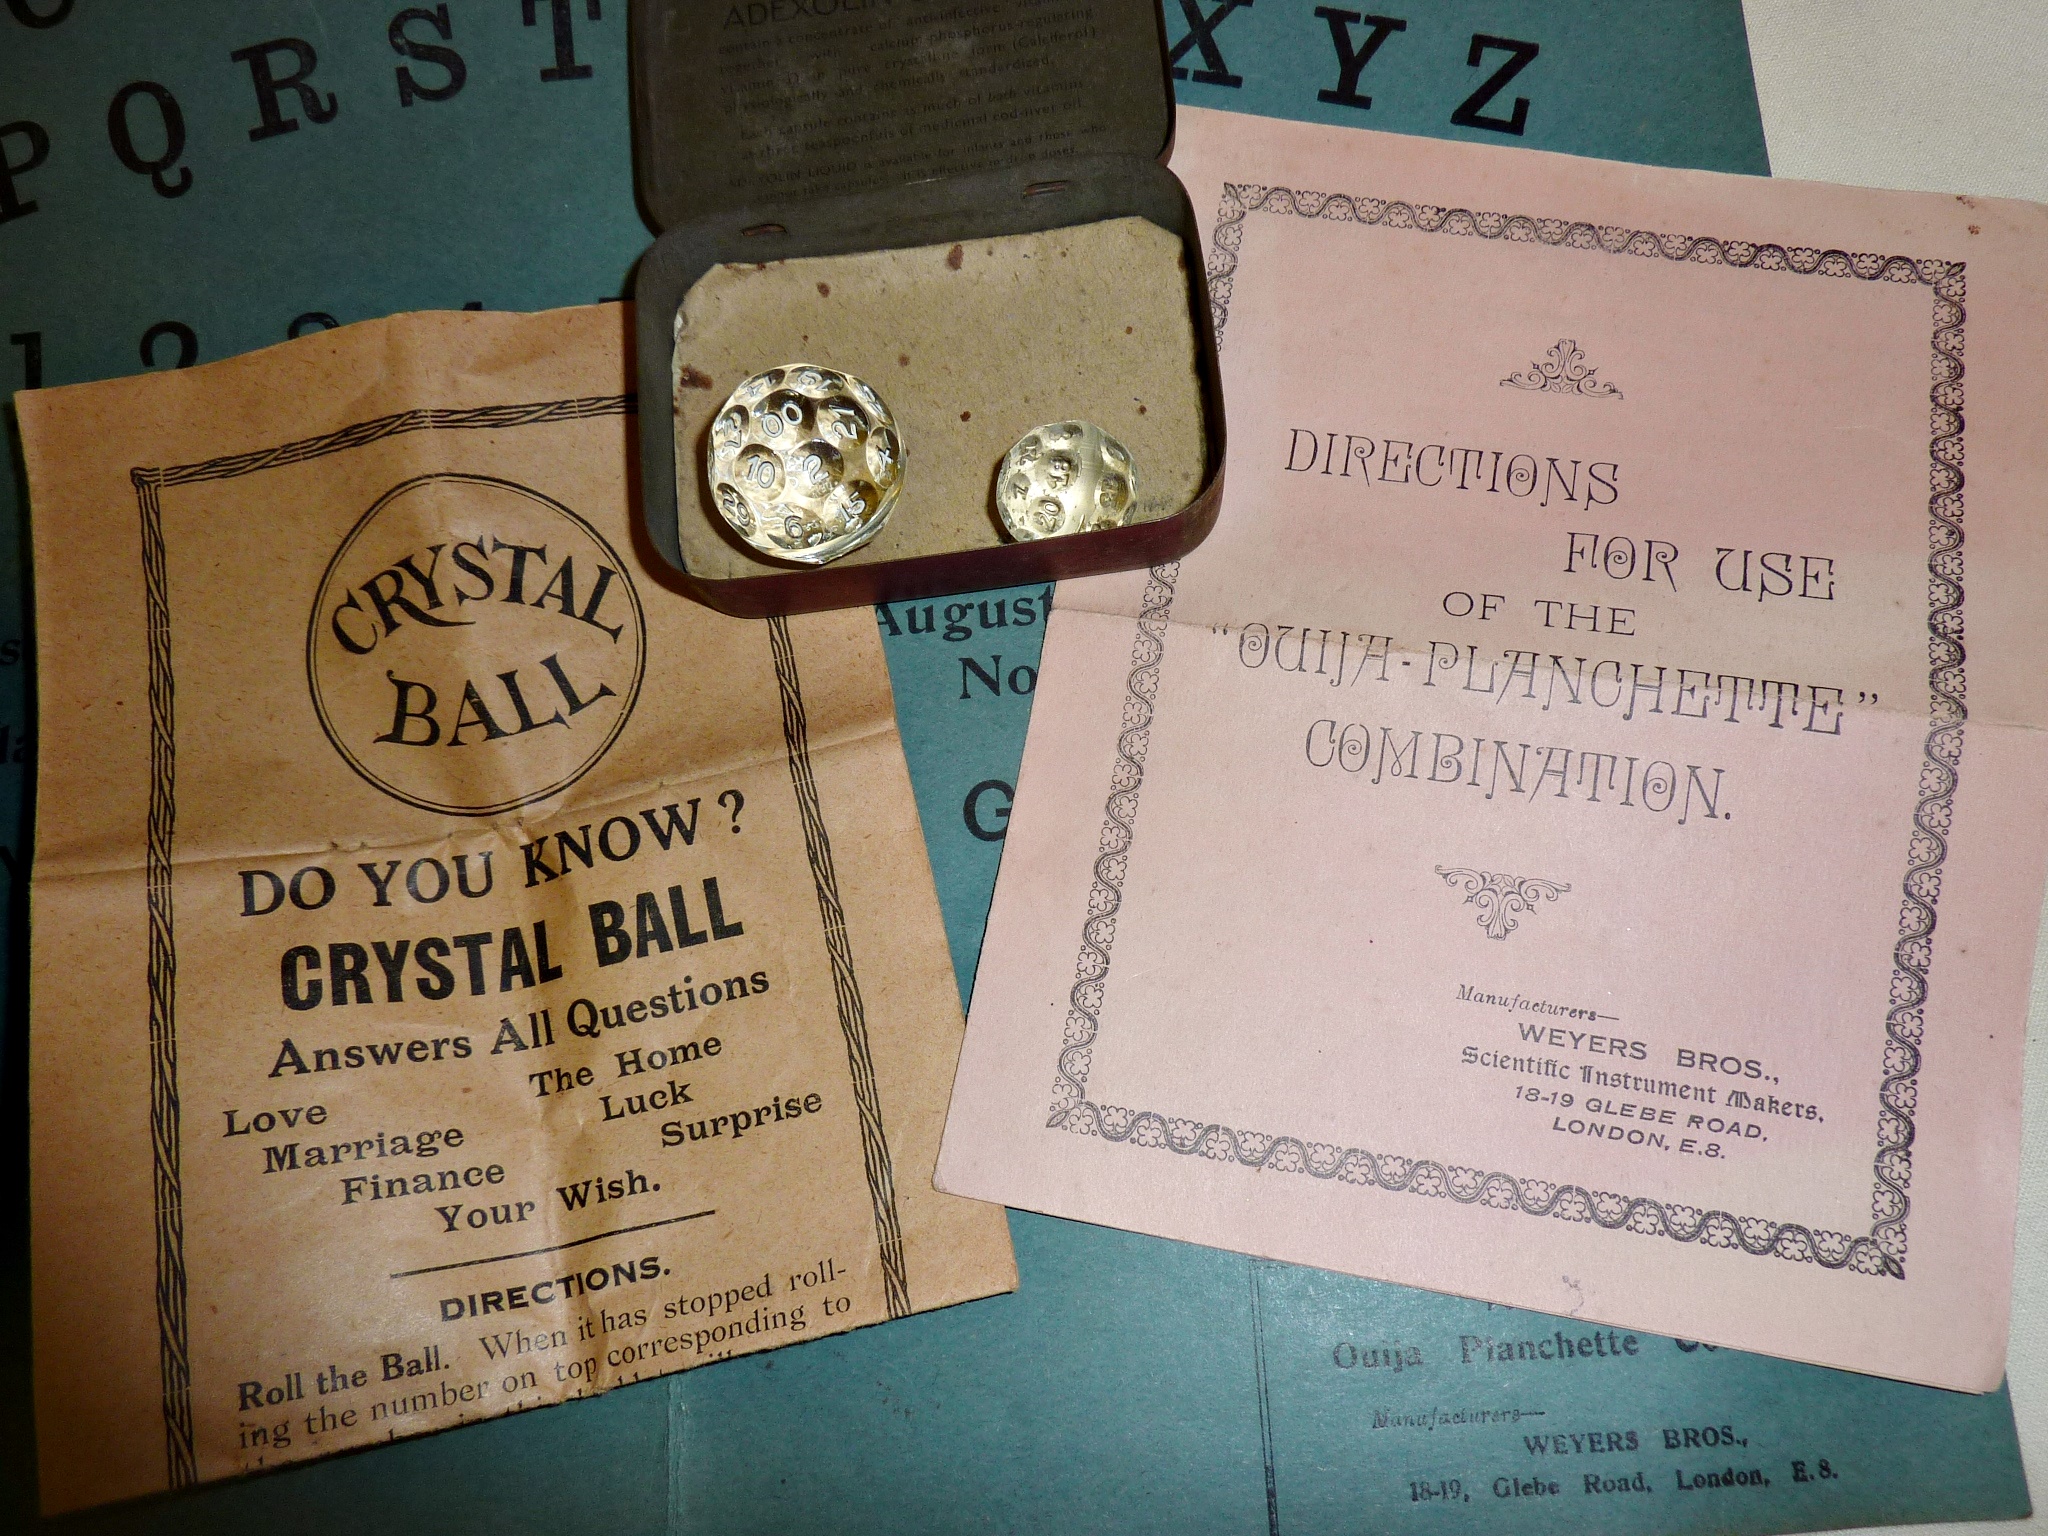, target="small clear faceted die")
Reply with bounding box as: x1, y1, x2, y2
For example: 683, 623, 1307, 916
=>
706, 363, 904, 565
996, 421, 1138, 541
